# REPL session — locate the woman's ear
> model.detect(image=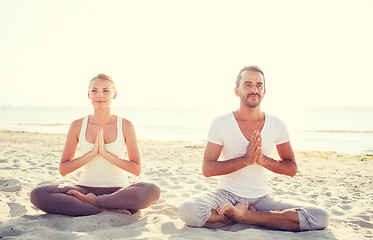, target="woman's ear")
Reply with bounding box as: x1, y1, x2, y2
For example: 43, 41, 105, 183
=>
113, 91, 117, 99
